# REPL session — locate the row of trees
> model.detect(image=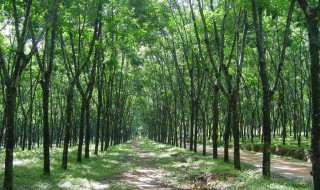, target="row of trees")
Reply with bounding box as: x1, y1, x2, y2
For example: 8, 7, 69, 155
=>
139, 0, 319, 189
0, 0, 320, 189
0, 0, 152, 189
